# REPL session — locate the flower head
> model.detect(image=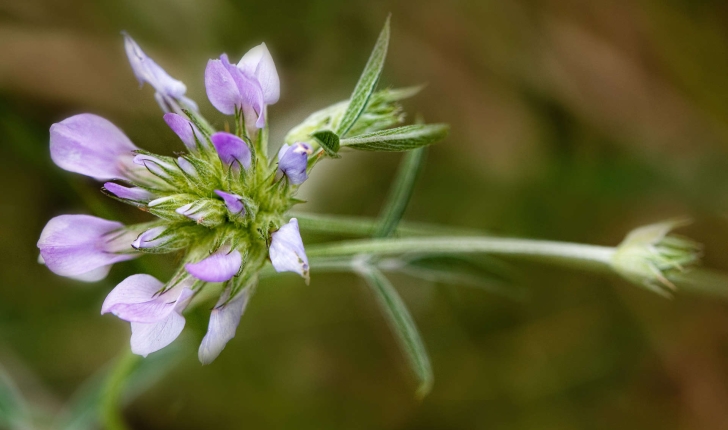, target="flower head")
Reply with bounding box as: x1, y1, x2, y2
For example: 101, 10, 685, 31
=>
37, 21, 442, 367
611, 220, 701, 297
